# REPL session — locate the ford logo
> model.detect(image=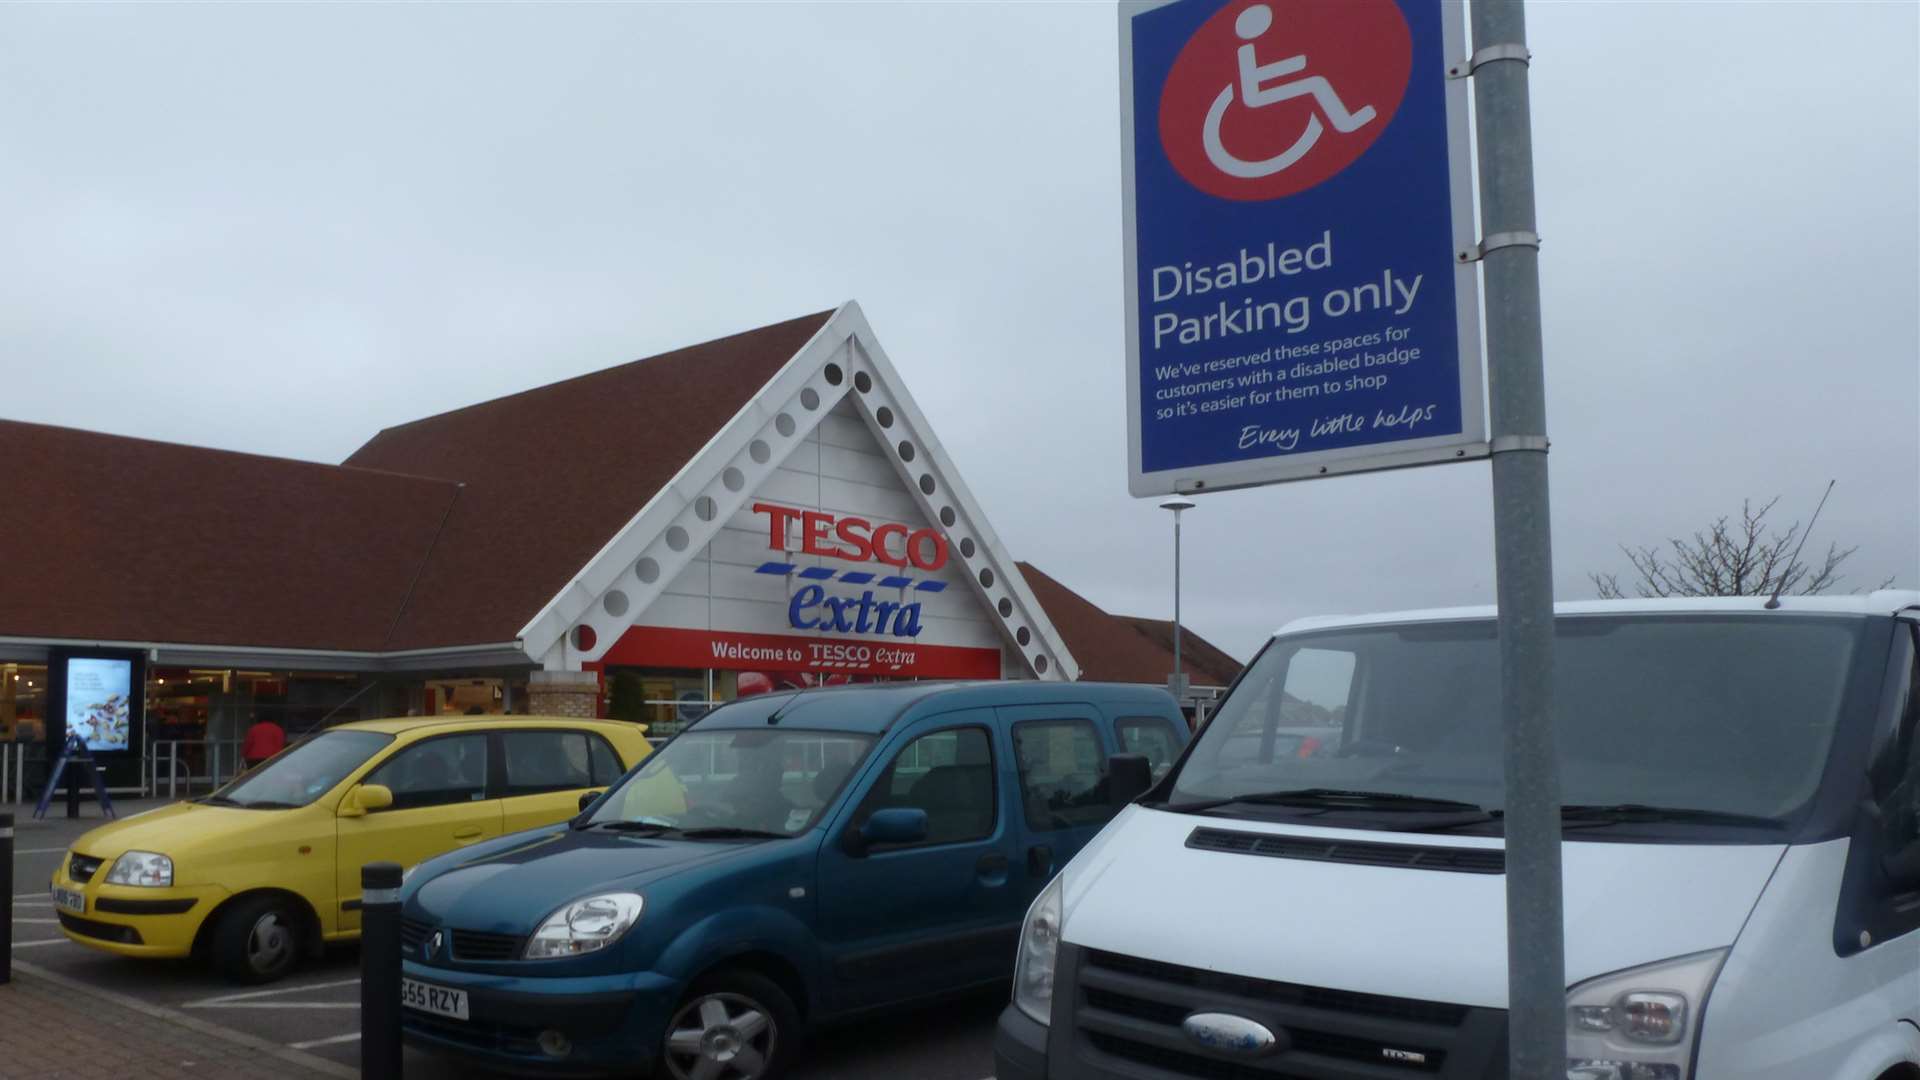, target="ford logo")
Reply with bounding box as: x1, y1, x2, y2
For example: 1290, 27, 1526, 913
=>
1181, 1012, 1280, 1056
